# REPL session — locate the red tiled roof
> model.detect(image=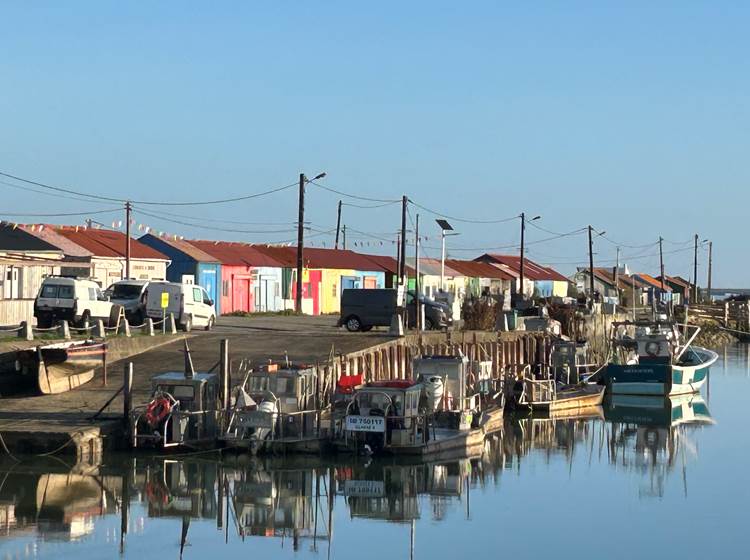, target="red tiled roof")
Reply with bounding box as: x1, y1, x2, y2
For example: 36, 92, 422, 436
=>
139, 234, 219, 263
636, 273, 672, 292
445, 259, 514, 280
660, 275, 691, 289
252, 246, 388, 272
476, 254, 568, 282
54, 227, 168, 259
187, 240, 285, 268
